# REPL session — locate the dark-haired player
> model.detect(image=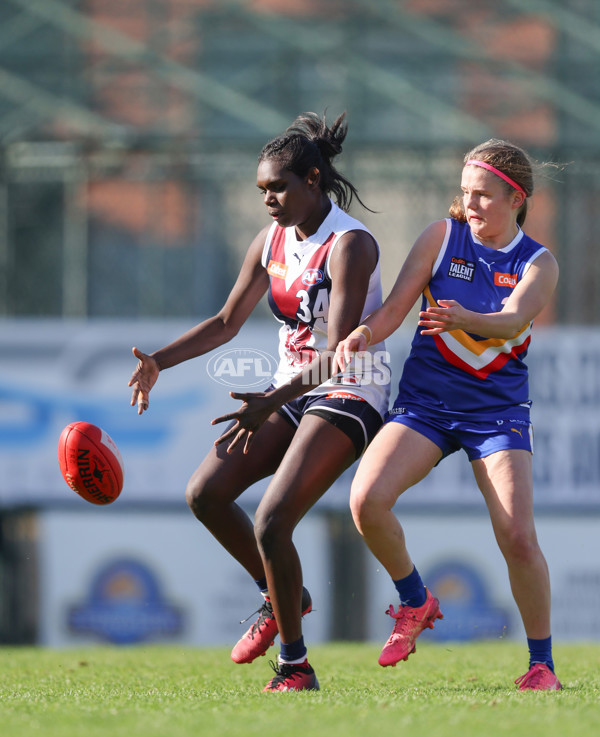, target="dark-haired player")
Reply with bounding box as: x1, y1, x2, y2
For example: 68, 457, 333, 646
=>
129, 112, 390, 692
